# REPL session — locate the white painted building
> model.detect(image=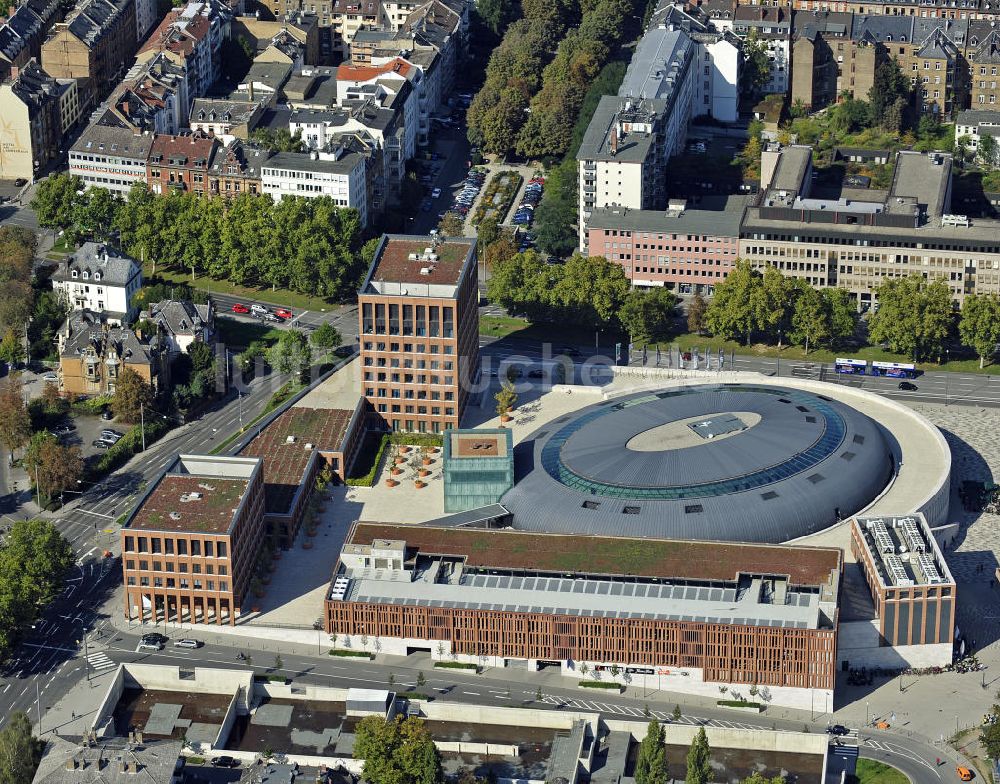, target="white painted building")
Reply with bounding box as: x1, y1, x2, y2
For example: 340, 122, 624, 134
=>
955, 108, 1000, 151
262, 148, 369, 228
51, 242, 143, 323
68, 124, 155, 194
